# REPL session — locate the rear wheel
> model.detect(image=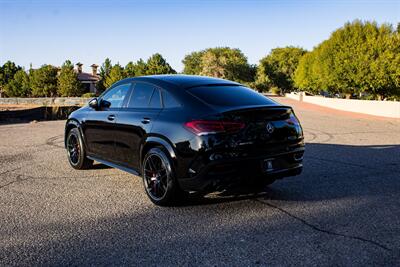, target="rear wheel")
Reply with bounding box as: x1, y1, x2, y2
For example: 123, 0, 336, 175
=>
66, 128, 93, 170
142, 147, 184, 206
